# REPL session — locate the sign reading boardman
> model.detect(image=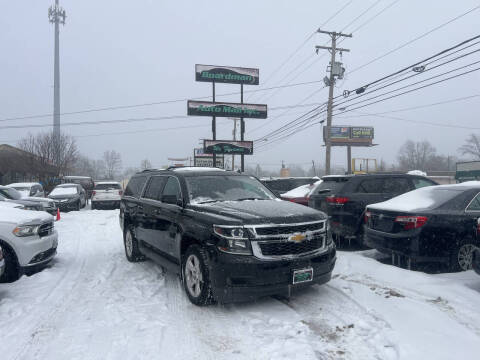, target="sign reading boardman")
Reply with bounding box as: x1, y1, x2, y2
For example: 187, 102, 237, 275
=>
188, 101, 267, 119
195, 64, 259, 85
